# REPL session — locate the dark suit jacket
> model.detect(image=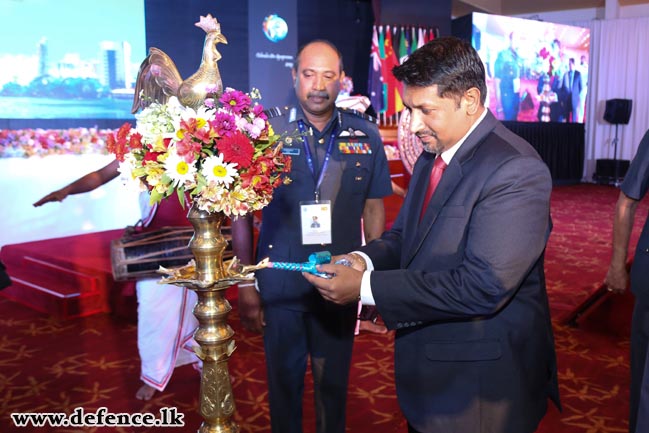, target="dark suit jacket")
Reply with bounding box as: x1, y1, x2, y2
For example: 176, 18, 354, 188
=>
361, 110, 560, 433
560, 69, 582, 118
